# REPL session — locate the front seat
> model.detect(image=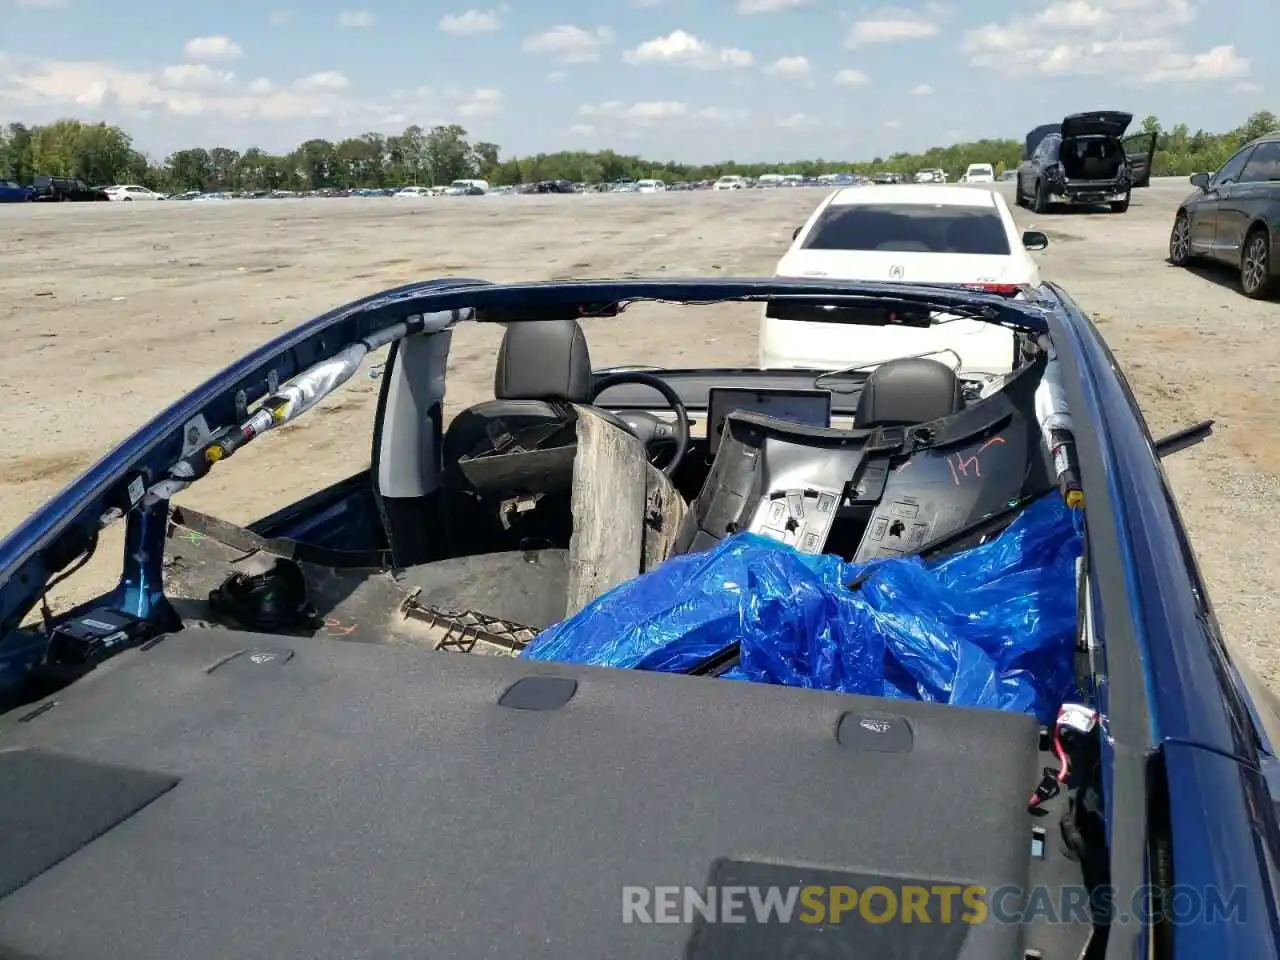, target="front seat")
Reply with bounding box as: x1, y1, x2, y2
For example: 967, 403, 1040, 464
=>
439, 319, 597, 553
853, 357, 964, 428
